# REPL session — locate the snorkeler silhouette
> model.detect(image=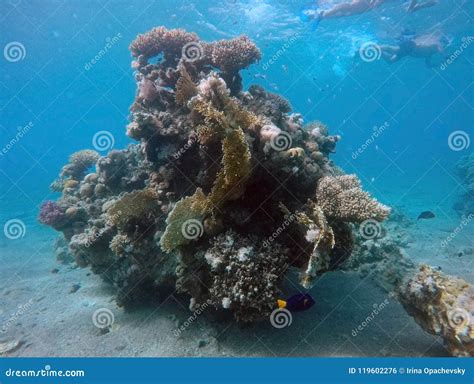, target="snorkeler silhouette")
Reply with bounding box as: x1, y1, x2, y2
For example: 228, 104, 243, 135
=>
301, 0, 437, 25
380, 30, 448, 67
